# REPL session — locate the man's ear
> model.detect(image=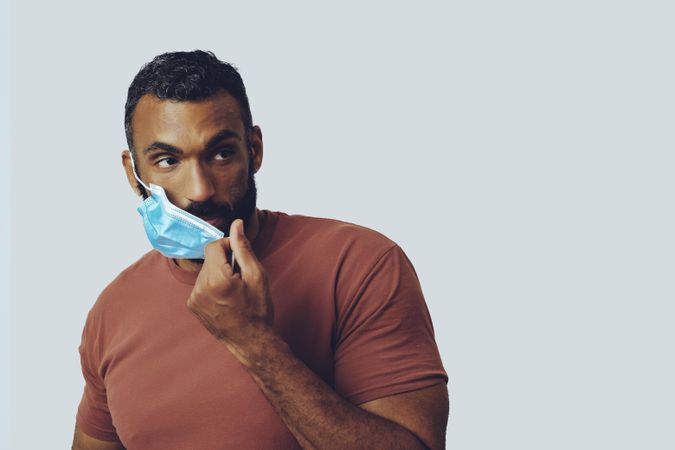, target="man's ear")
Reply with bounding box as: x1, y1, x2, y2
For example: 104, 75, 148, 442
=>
249, 125, 263, 174
121, 150, 144, 197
